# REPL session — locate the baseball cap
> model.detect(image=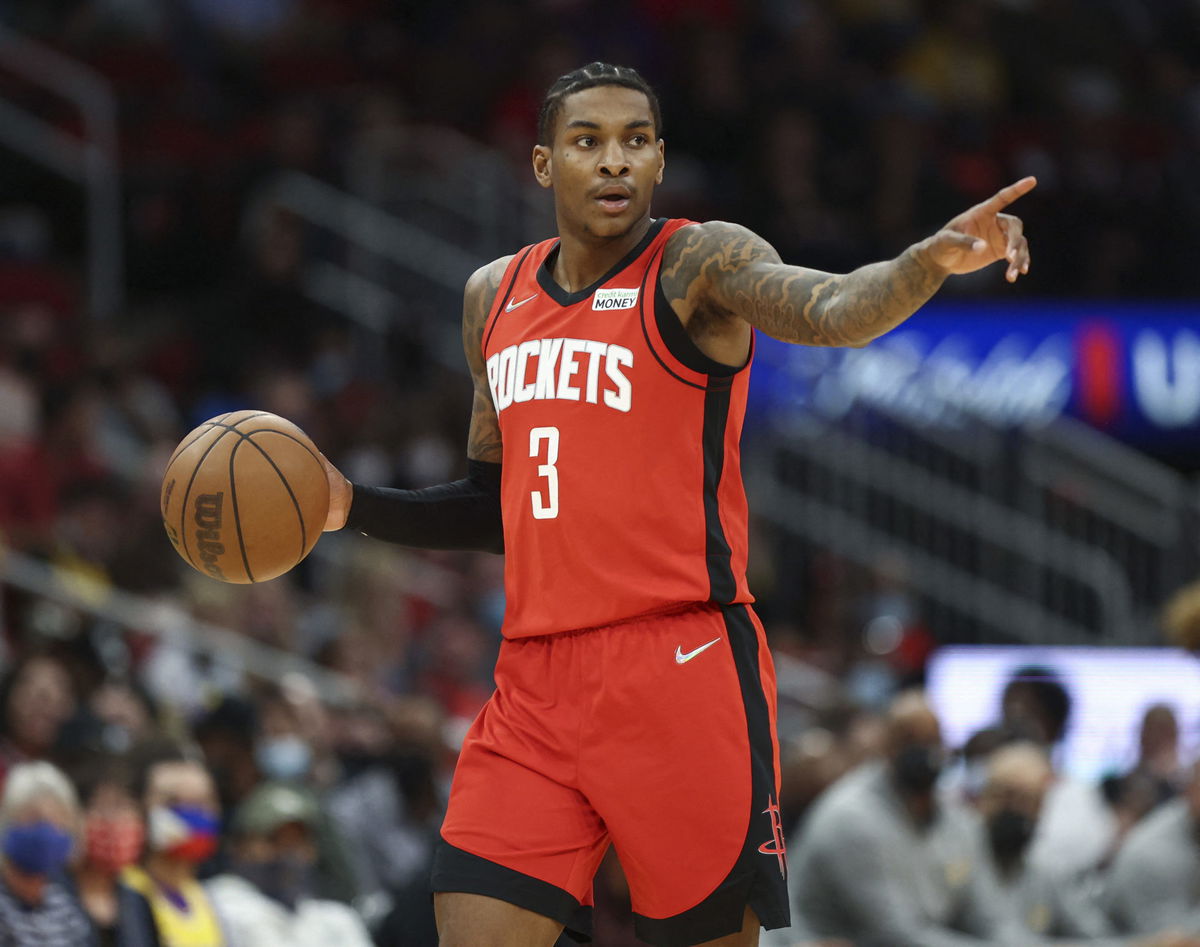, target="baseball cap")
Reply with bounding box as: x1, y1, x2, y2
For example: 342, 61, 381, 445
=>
232, 782, 319, 837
